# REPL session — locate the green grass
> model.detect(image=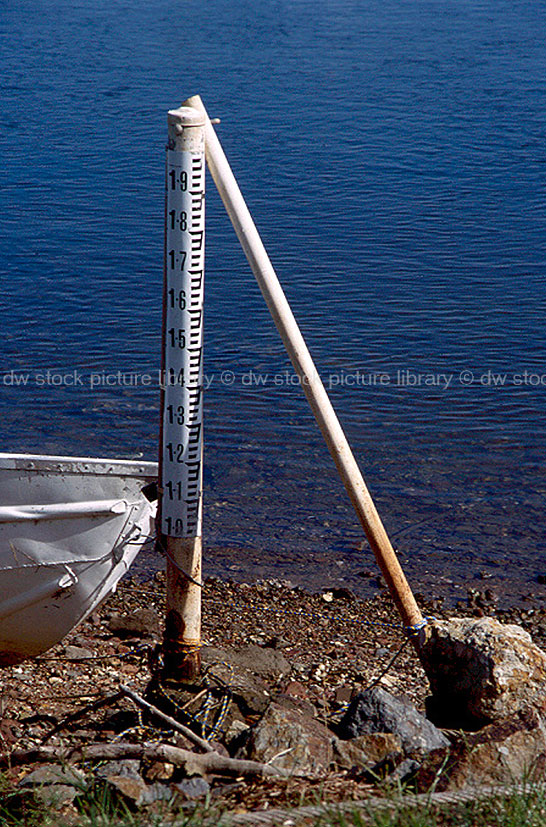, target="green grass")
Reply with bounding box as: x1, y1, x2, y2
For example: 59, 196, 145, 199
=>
312, 787, 546, 827
2, 775, 546, 827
